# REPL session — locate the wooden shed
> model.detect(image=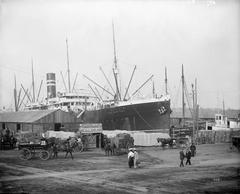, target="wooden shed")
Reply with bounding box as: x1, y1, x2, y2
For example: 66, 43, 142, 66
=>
0, 109, 80, 134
